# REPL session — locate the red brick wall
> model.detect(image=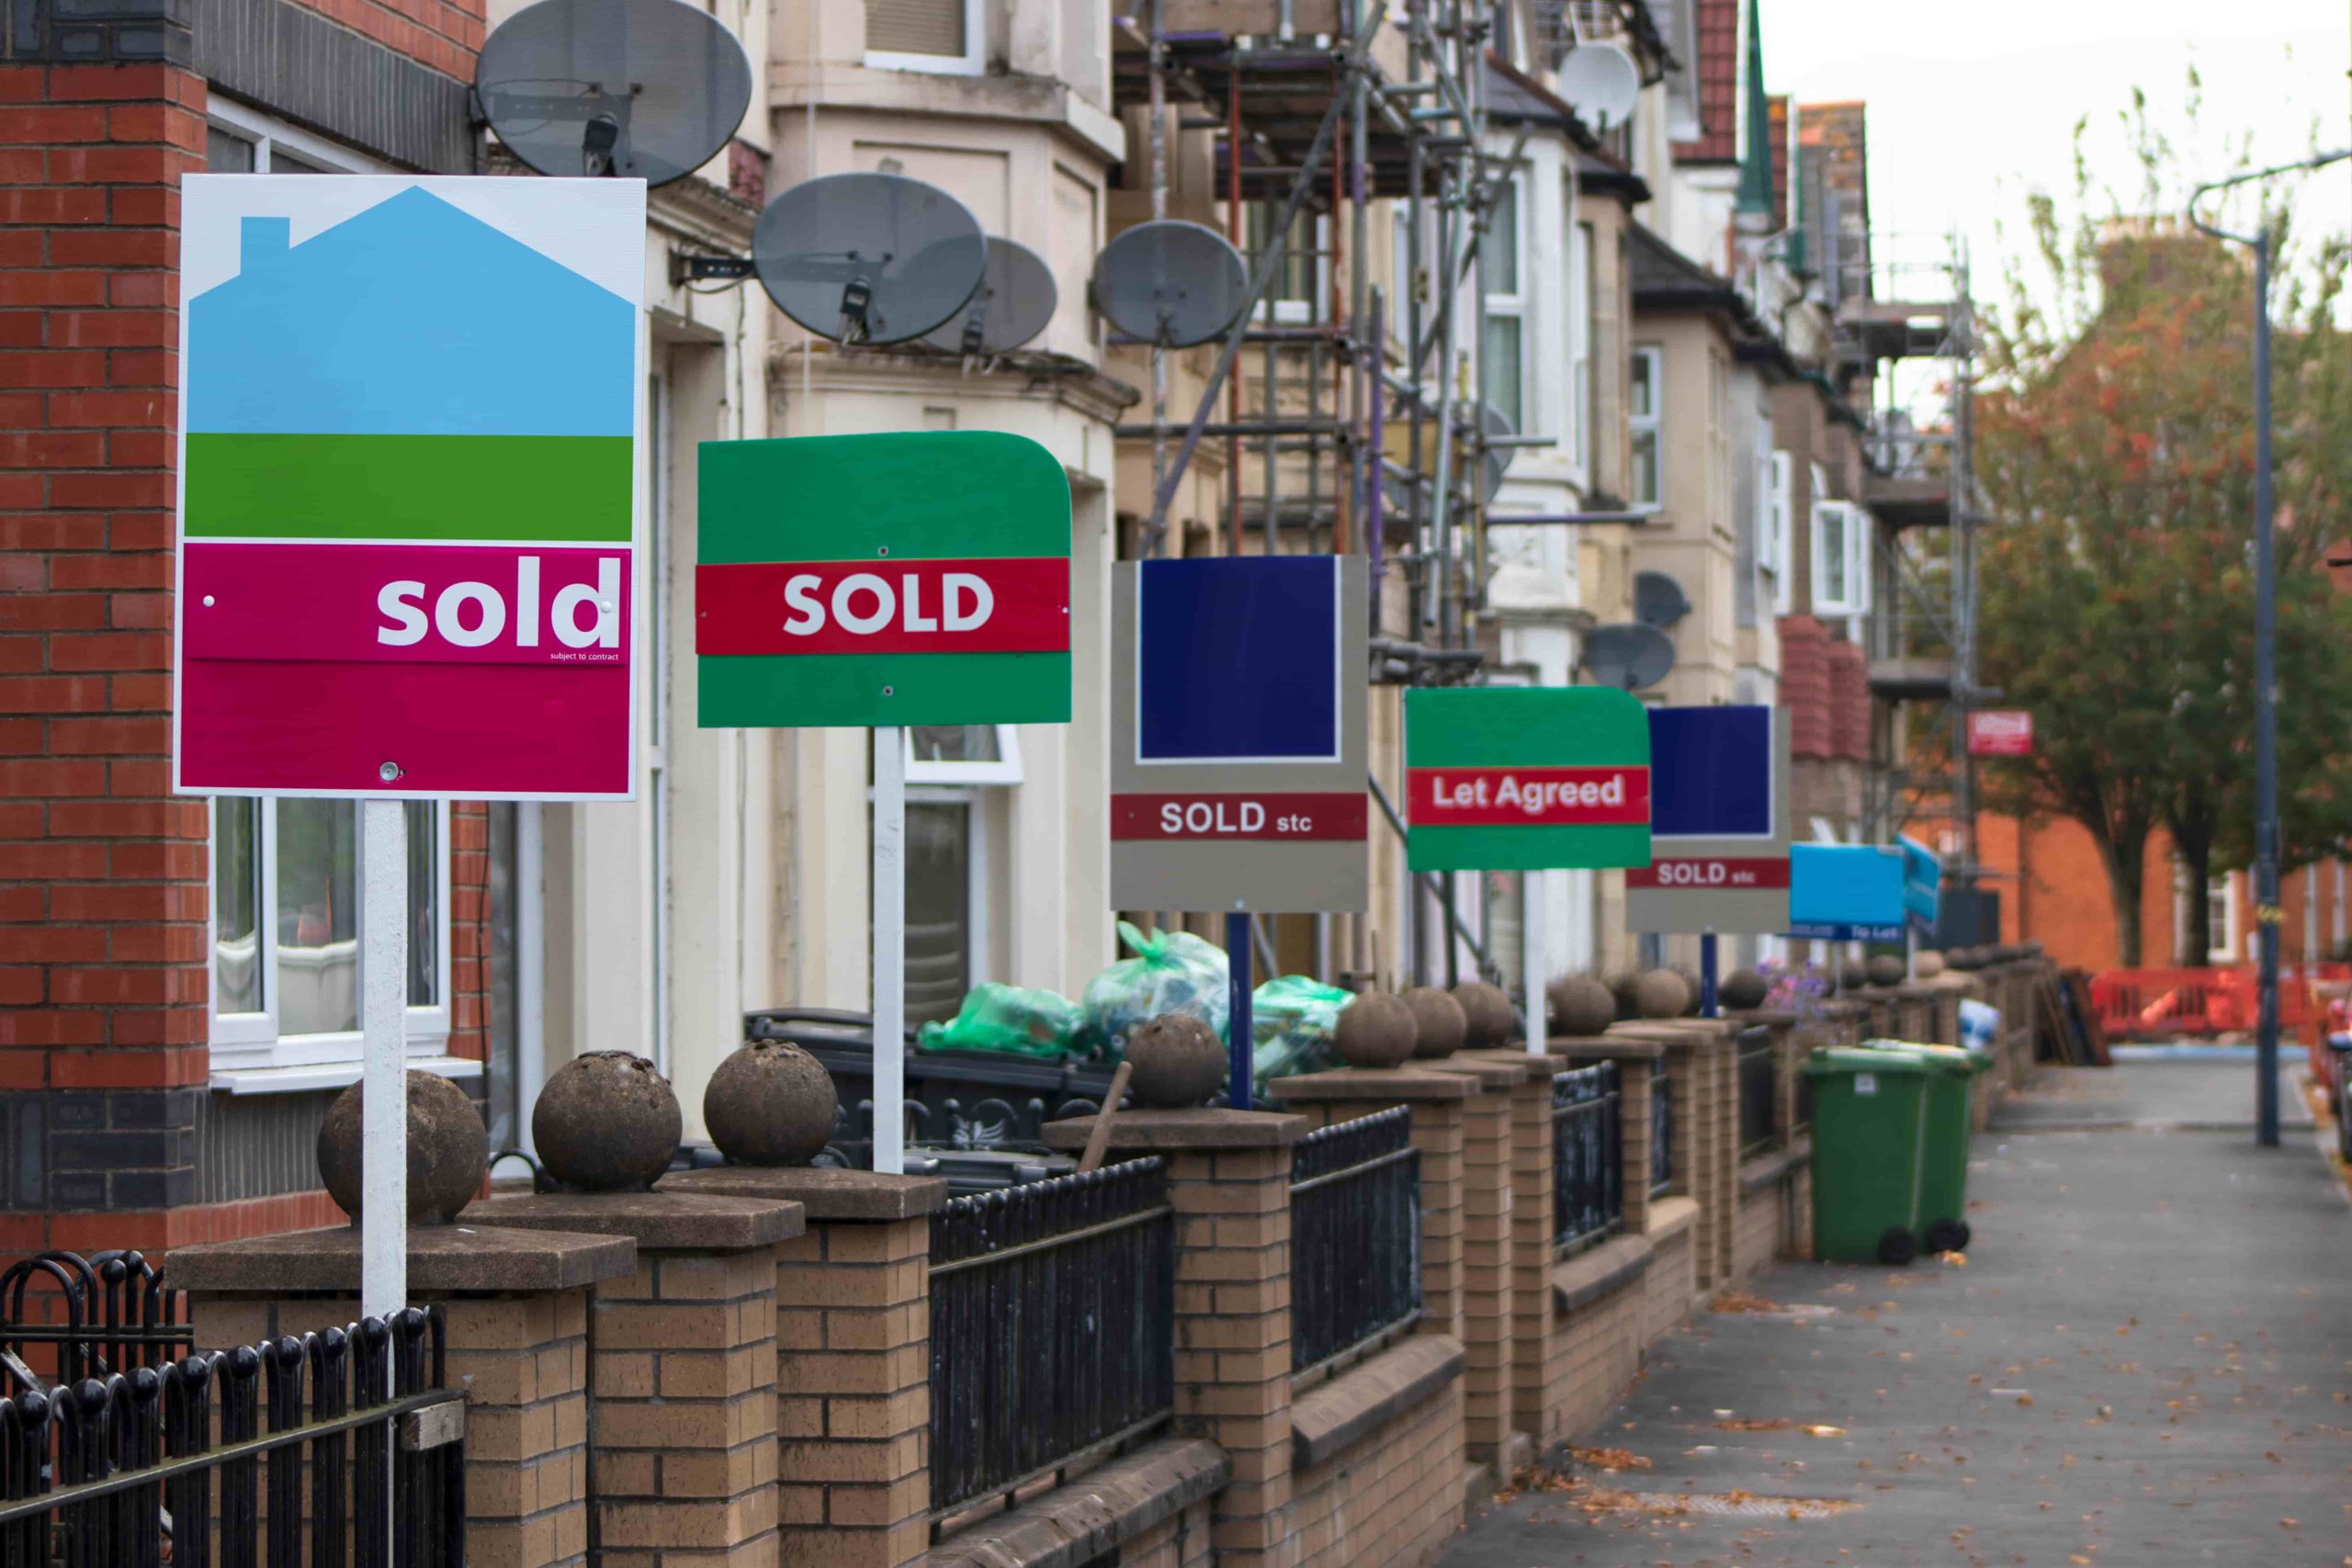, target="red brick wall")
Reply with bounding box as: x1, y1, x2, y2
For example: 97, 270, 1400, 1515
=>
1, 61, 210, 1120
1779, 615, 1831, 758
1670, 0, 1737, 164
